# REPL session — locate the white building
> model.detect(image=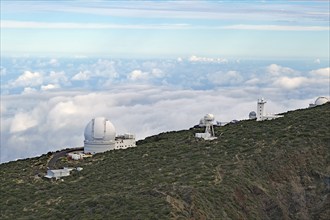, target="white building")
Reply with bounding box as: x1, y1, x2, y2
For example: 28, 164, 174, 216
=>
84, 117, 136, 154
309, 96, 329, 107
115, 133, 136, 149
256, 98, 283, 121
44, 167, 72, 179
67, 152, 92, 160
195, 114, 217, 140
67, 153, 83, 160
